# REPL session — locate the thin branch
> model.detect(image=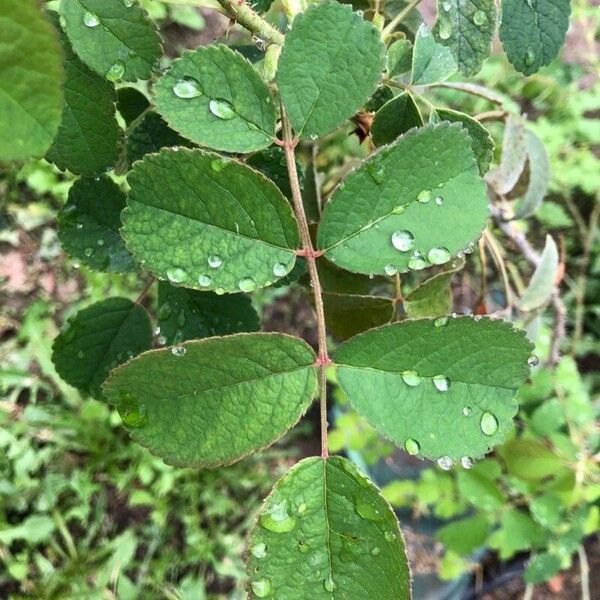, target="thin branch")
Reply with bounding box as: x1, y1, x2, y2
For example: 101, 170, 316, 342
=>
135, 278, 155, 304
578, 544, 591, 600
214, 0, 285, 45
382, 0, 424, 38
429, 82, 506, 106
474, 109, 508, 122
